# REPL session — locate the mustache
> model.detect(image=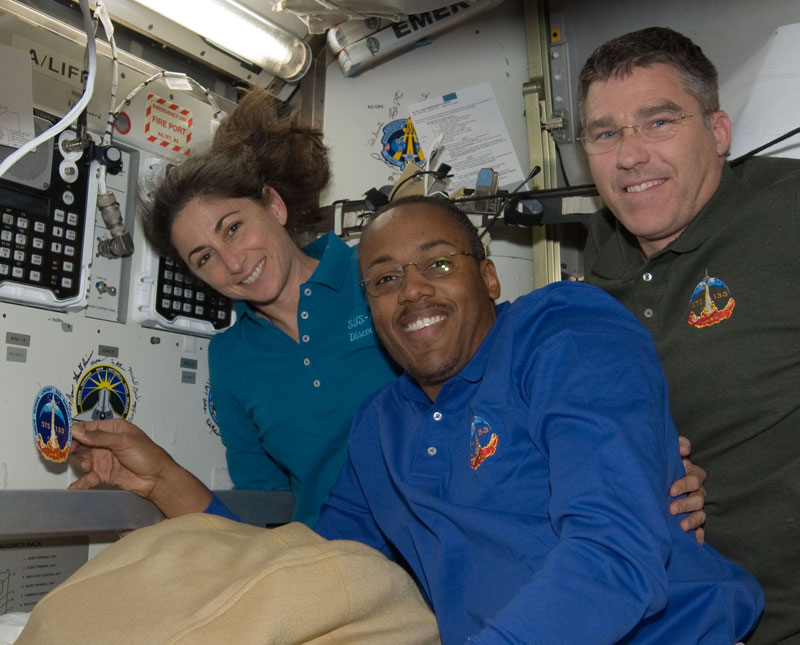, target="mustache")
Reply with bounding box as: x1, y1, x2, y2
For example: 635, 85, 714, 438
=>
395, 301, 452, 320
